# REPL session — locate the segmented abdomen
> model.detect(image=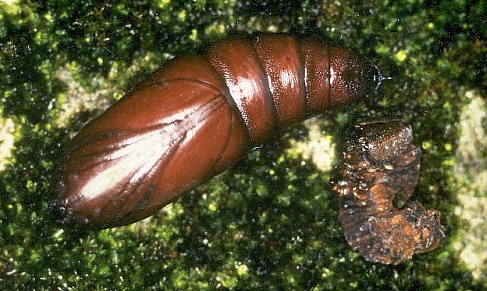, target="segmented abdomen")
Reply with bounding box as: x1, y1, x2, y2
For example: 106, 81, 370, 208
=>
56, 33, 383, 228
